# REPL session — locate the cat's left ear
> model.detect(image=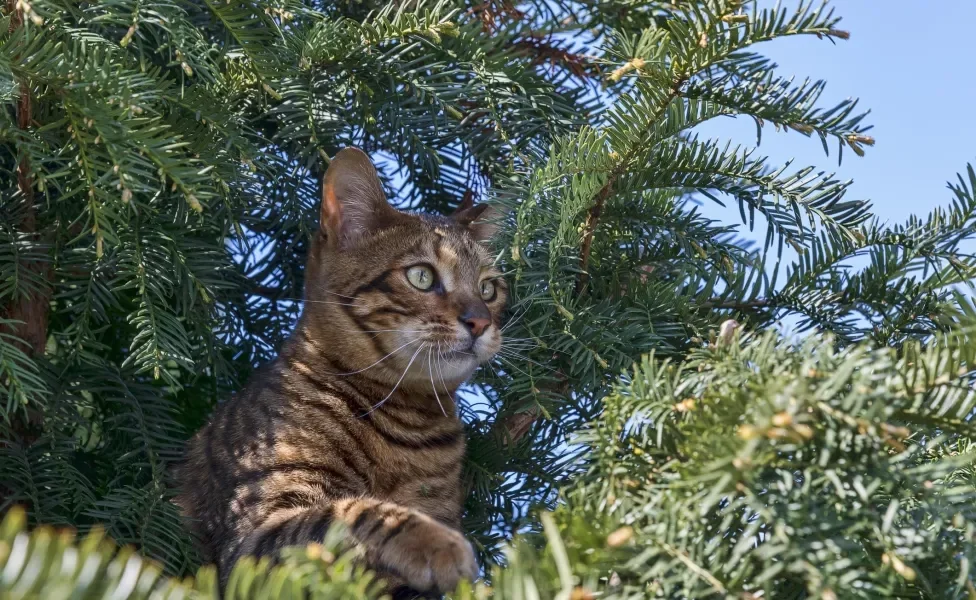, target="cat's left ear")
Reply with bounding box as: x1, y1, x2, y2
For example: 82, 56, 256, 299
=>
321, 147, 397, 249
452, 196, 503, 243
